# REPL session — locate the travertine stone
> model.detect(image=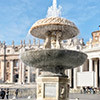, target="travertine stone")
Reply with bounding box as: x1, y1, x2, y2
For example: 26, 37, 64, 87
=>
10, 60, 14, 83
37, 76, 69, 100
21, 49, 87, 71
30, 17, 79, 40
